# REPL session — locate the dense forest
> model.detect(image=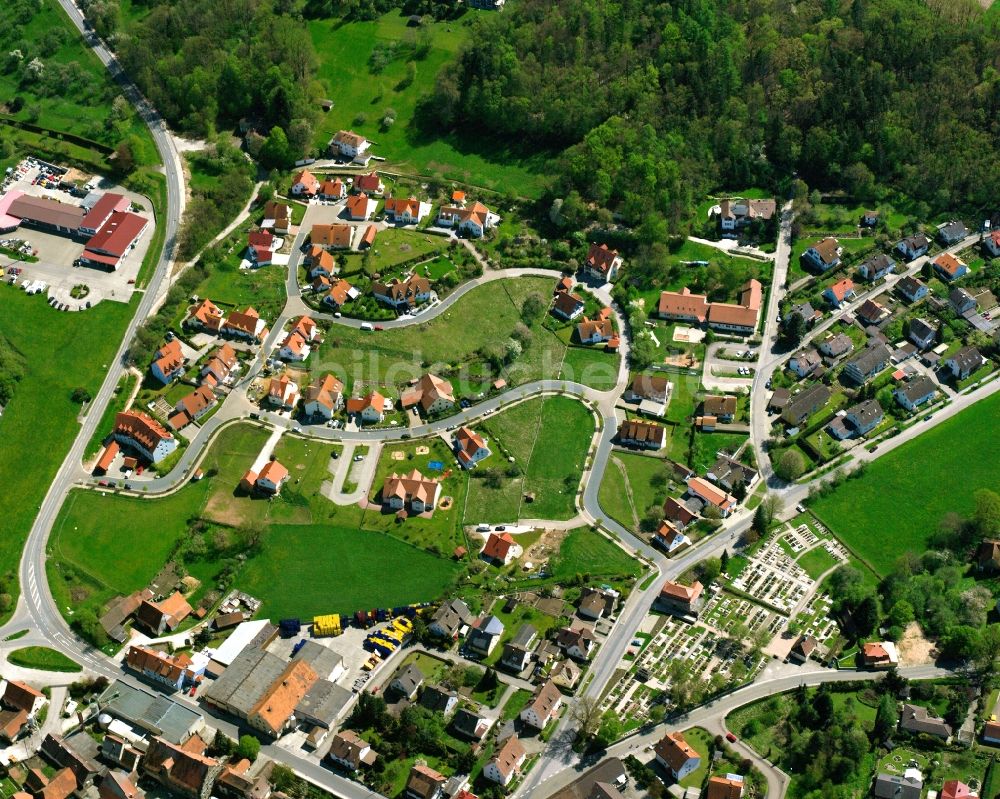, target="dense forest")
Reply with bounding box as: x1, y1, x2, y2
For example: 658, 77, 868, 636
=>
83, 0, 317, 161
425, 0, 1000, 234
